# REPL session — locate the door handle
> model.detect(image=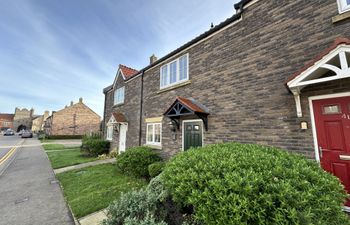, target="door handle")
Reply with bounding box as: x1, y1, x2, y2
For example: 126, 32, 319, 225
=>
319, 146, 323, 158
